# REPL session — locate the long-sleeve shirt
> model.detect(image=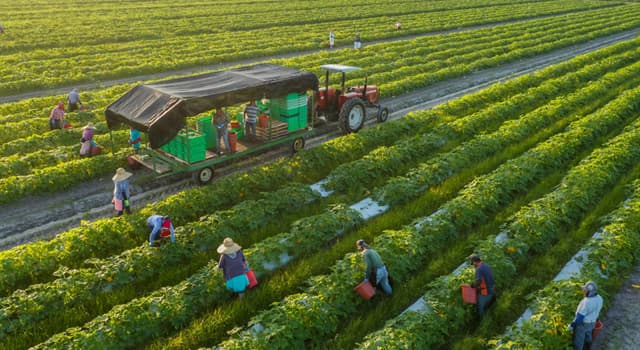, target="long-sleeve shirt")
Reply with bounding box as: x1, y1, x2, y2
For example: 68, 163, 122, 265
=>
113, 180, 130, 200
213, 110, 229, 130
474, 262, 495, 295
82, 128, 94, 141
50, 107, 64, 121
147, 215, 175, 245
574, 295, 603, 323
218, 250, 247, 280
363, 248, 385, 279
